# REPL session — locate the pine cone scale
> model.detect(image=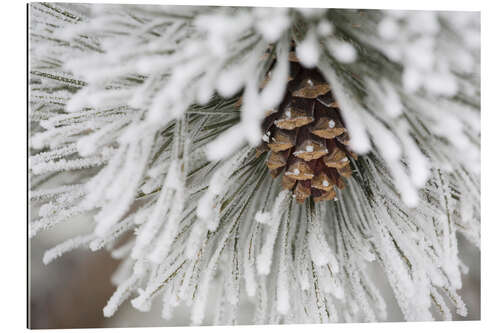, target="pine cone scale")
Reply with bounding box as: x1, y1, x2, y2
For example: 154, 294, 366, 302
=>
258, 46, 354, 203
